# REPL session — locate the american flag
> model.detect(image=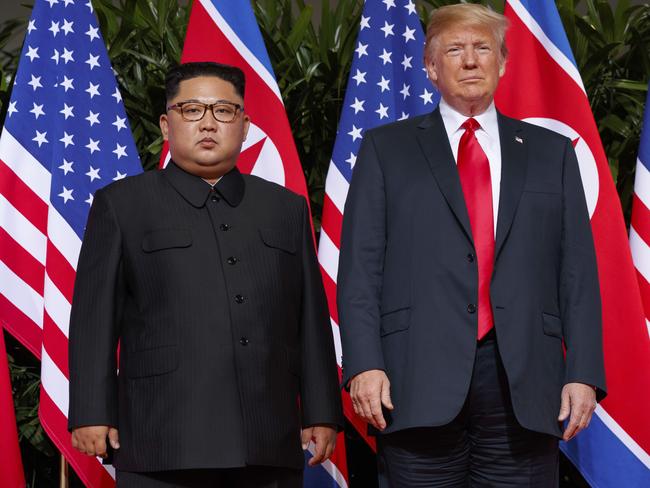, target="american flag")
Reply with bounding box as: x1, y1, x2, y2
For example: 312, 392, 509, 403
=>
318, 0, 438, 451
0, 0, 142, 486
496, 1, 650, 484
